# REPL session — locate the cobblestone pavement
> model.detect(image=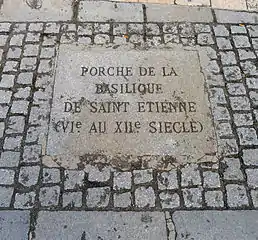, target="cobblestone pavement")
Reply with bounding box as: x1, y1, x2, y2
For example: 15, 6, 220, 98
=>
0, 1, 258, 239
